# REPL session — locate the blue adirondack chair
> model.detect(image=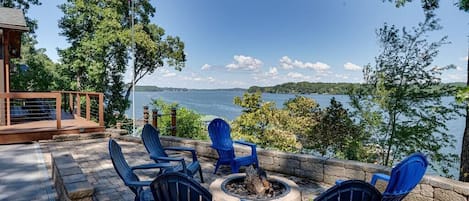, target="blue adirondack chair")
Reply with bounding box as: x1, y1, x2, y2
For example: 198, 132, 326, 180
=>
108, 139, 171, 201
314, 180, 382, 201
208, 118, 259, 174
150, 172, 212, 201
141, 124, 204, 183
371, 152, 428, 201
335, 152, 428, 201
